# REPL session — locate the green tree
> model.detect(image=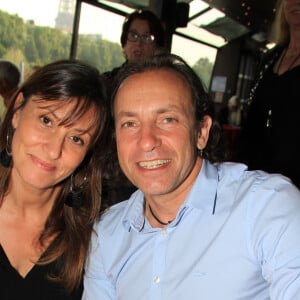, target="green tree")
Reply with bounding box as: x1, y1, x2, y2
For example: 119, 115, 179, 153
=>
193, 57, 213, 90
77, 34, 124, 73
0, 10, 27, 50
24, 34, 39, 64
3, 48, 26, 64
